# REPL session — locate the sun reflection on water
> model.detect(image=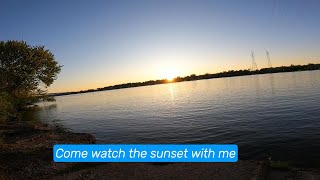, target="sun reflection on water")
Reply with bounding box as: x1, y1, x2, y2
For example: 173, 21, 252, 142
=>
169, 84, 175, 106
